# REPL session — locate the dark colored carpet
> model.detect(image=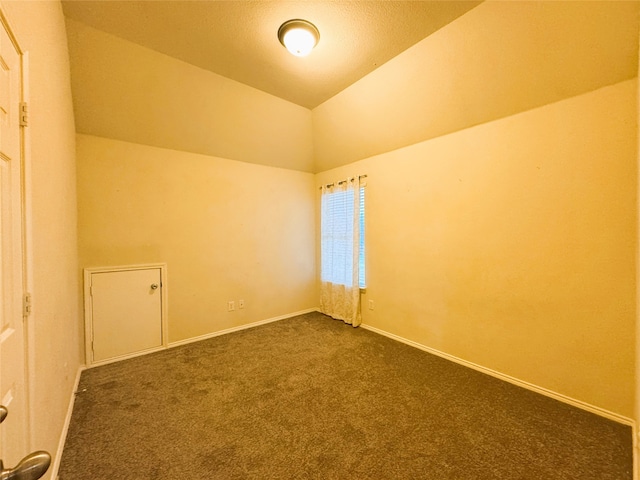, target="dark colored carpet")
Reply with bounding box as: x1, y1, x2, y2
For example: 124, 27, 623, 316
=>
59, 312, 632, 479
